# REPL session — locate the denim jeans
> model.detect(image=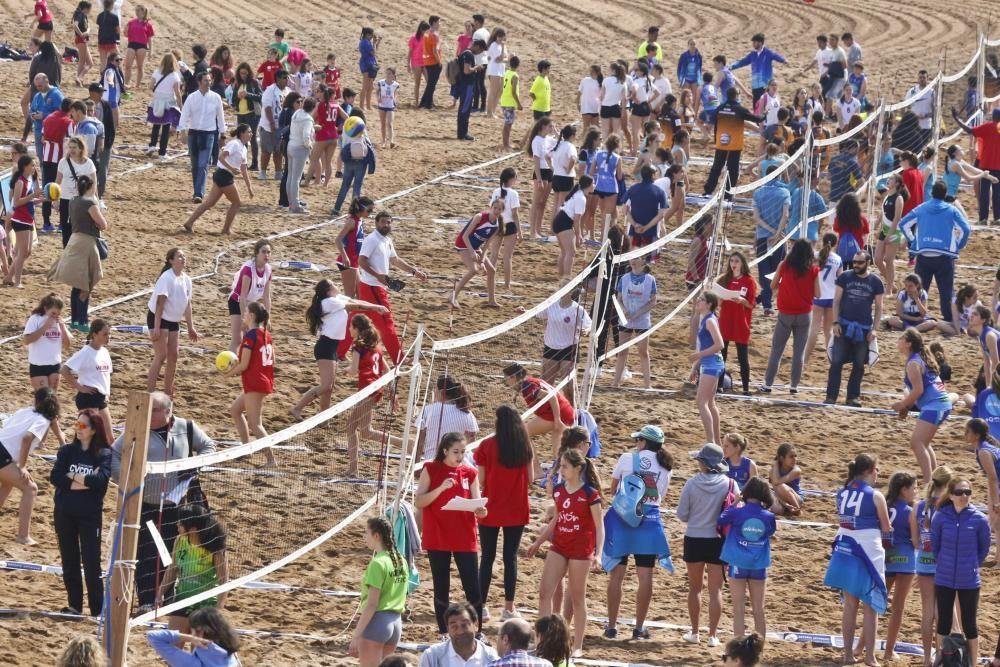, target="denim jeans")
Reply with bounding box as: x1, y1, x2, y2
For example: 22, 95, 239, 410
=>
334, 160, 367, 214
914, 254, 956, 323
187, 130, 216, 198
826, 333, 869, 402
755, 237, 785, 311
